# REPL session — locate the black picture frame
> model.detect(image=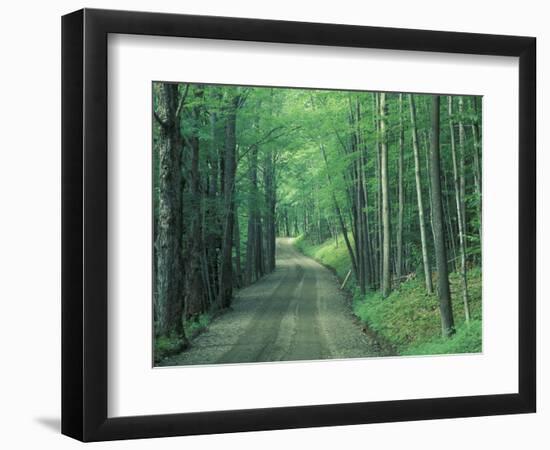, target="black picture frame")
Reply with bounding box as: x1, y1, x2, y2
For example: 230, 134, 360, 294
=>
61, 8, 536, 442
